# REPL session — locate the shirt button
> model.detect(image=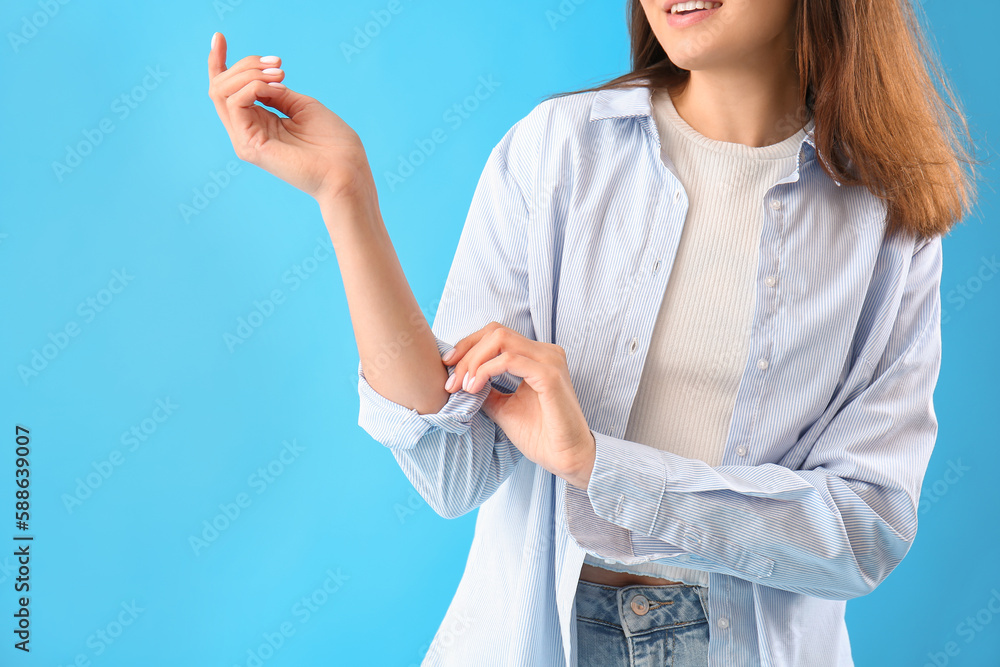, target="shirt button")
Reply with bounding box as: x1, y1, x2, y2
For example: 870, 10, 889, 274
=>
674, 189, 681, 203
757, 358, 769, 370
652, 259, 661, 275
764, 275, 776, 287
630, 594, 650, 616
736, 445, 747, 457
717, 617, 730, 629
629, 337, 638, 354
769, 199, 782, 210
